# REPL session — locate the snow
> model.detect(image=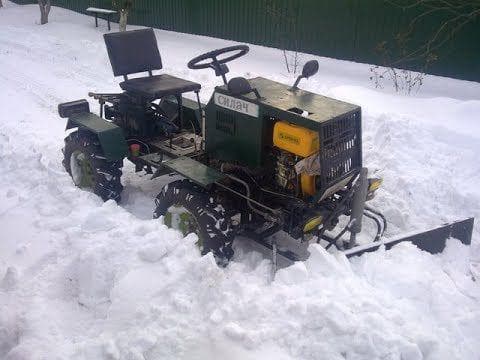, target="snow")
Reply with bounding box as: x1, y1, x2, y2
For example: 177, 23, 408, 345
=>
0, 2, 479, 359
